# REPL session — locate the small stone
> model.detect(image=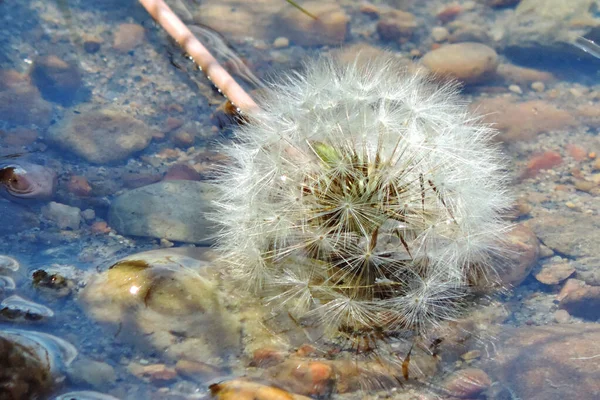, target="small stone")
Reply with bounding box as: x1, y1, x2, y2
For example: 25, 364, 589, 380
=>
113, 23, 145, 53
509, 84, 523, 94
108, 180, 217, 244
471, 97, 576, 142
267, 360, 335, 397
83, 40, 101, 54
531, 81, 546, 92
171, 131, 194, 147
522, 151, 562, 178
431, 26, 449, 42
30, 55, 84, 106
175, 359, 224, 382
442, 368, 491, 399
48, 108, 153, 164
273, 37, 289, 48
250, 347, 285, 368
210, 379, 312, 400
81, 209, 95, 221
460, 350, 481, 361
554, 309, 570, 323
559, 284, 600, 320
164, 117, 183, 133
557, 279, 586, 301
276, 2, 349, 46
128, 362, 177, 382
535, 262, 575, 285
91, 221, 110, 234
421, 42, 498, 84
377, 10, 418, 41
67, 175, 92, 197
68, 358, 117, 387
574, 179, 596, 193
163, 164, 201, 181
436, 3, 463, 23
42, 202, 81, 230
